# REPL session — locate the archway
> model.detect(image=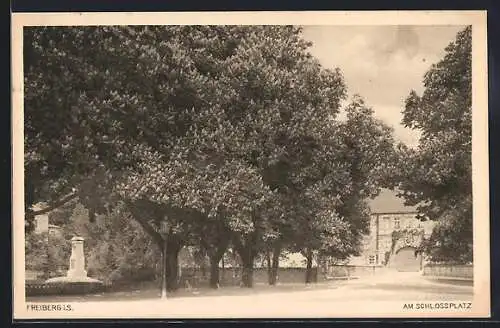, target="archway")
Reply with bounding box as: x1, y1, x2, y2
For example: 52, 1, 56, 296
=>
392, 246, 422, 272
